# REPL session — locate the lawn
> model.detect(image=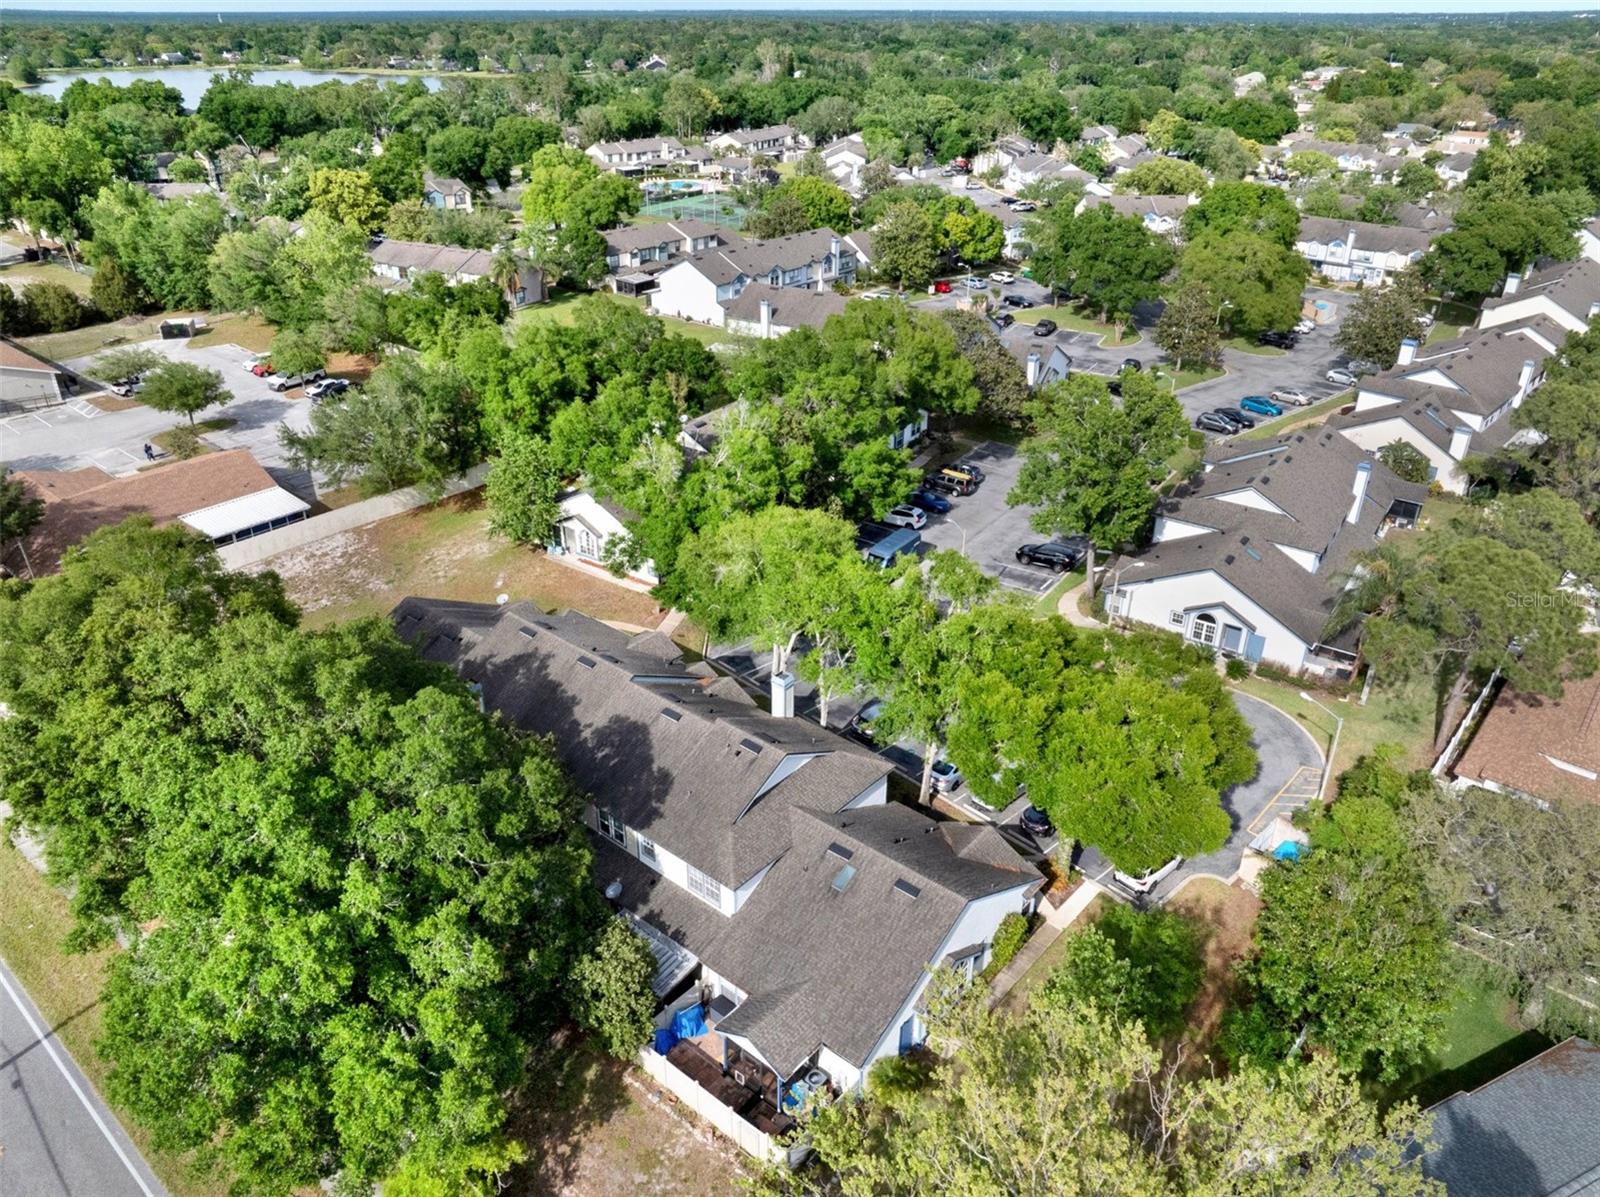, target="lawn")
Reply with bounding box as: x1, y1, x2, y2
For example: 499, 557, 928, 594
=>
1018, 305, 1142, 346
254, 491, 674, 634
1165, 364, 1226, 391
1034, 566, 1087, 616
0, 834, 230, 1197
1380, 970, 1551, 1110
1223, 335, 1285, 357
17, 309, 275, 366
1166, 878, 1262, 1059
1232, 673, 1439, 781
515, 289, 744, 350
0, 255, 95, 297
1238, 389, 1353, 440
995, 893, 1111, 1018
